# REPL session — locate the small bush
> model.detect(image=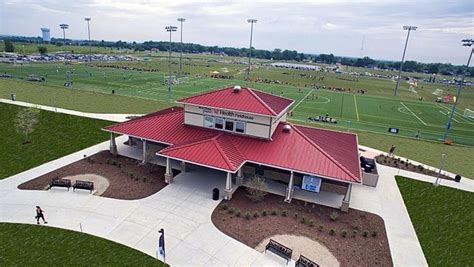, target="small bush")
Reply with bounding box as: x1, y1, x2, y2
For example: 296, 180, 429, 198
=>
118, 163, 122, 168
244, 175, 268, 202
329, 228, 336, 236
372, 231, 378, 237
135, 176, 139, 181
300, 217, 306, 224
261, 210, 267, 216
309, 220, 315, 227
271, 209, 278, 216
235, 210, 241, 217
228, 207, 235, 214
363, 230, 369, 238
112, 161, 117, 166
330, 211, 339, 221
318, 225, 324, 232
142, 177, 147, 182
253, 211, 259, 218
352, 229, 358, 237
341, 229, 347, 238
281, 210, 288, 217
106, 159, 111, 164
221, 204, 229, 210
128, 173, 134, 179
245, 212, 251, 220
294, 213, 298, 219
